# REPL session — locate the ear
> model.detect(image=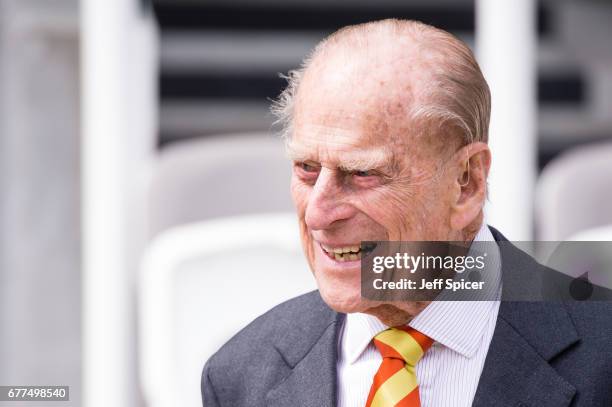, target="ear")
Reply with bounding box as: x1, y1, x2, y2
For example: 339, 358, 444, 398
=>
449, 142, 491, 231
